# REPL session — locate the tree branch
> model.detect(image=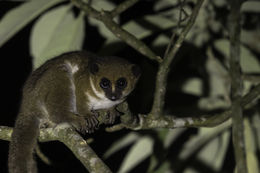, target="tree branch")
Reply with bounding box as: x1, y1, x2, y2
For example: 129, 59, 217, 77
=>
1, 84, 259, 171
71, 0, 161, 63
242, 74, 260, 83
110, 0, 139, 18
228, 0, 247, 172
1, 83, 259, 135
108, 83, 260, 131
150, 0, 205, 117
0, 124, 112, 173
